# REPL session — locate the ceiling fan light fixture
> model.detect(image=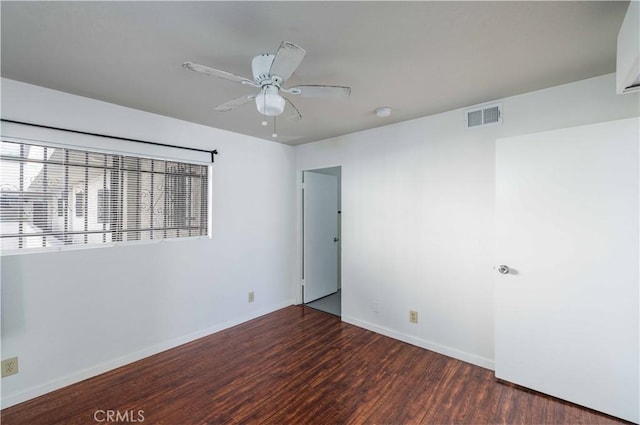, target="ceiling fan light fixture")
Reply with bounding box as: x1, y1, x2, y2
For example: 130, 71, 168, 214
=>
255, 86, 285, 116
